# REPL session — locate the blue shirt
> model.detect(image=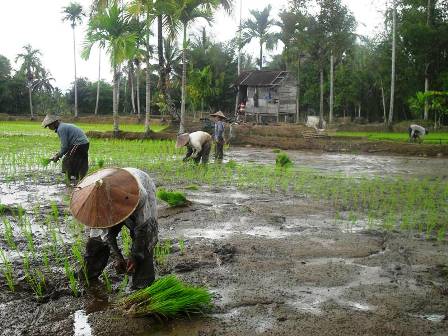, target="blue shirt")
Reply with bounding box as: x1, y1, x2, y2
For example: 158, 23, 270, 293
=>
56, 123, 89, 156
214, 121, 225, 141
